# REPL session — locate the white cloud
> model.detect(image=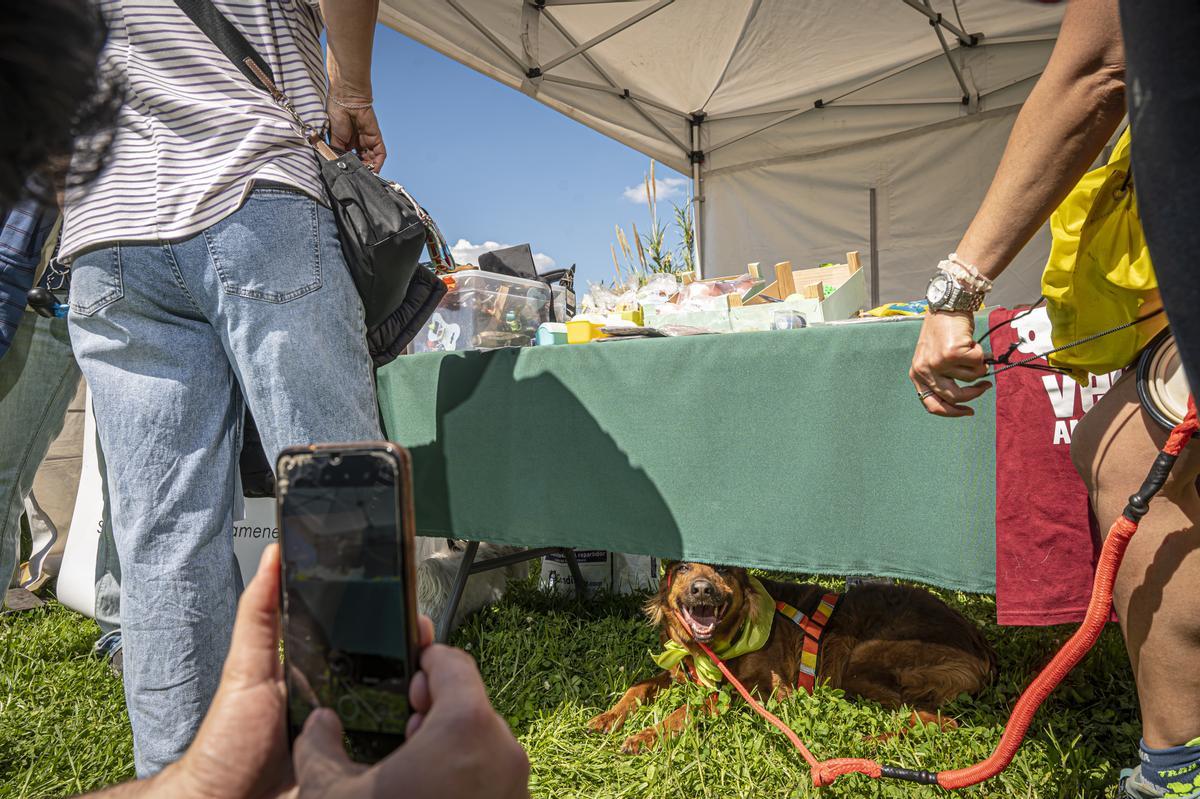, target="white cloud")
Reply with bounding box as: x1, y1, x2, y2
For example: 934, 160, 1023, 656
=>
450, 239, 557, 274
622, 176, 689, 205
